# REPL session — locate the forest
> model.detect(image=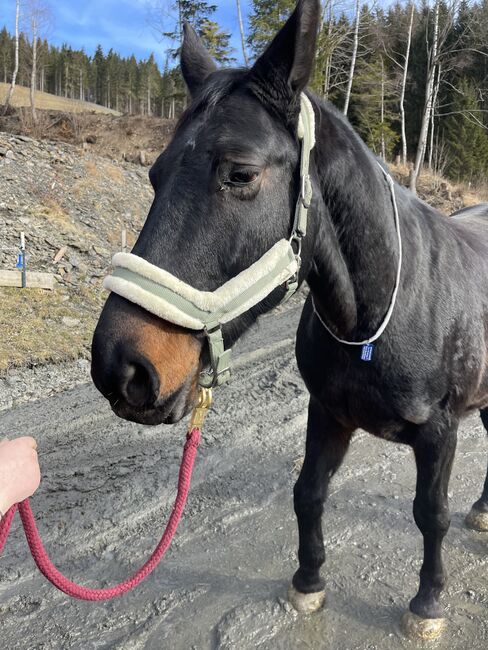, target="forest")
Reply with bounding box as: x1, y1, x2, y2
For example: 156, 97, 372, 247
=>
1, 0, 487, 188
